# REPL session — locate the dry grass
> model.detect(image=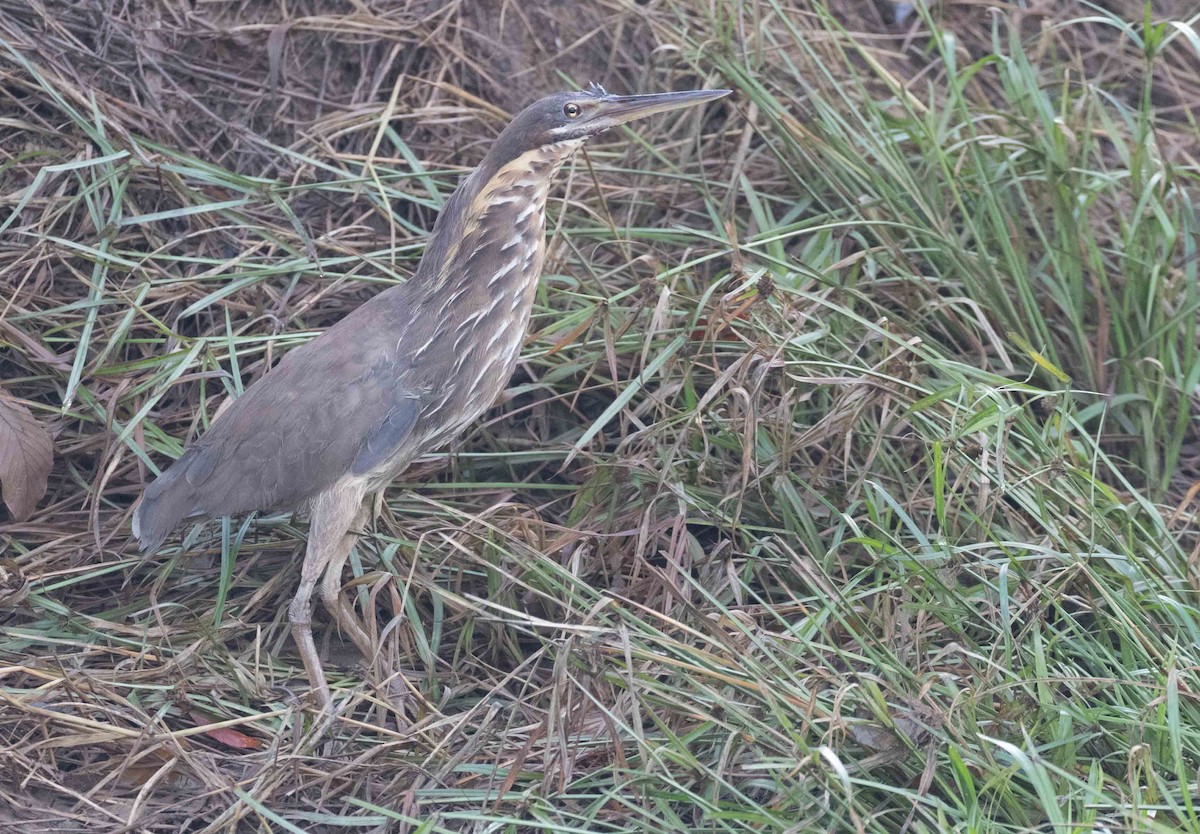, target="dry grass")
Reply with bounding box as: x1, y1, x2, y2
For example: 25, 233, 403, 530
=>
2, 1, 1199, 832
